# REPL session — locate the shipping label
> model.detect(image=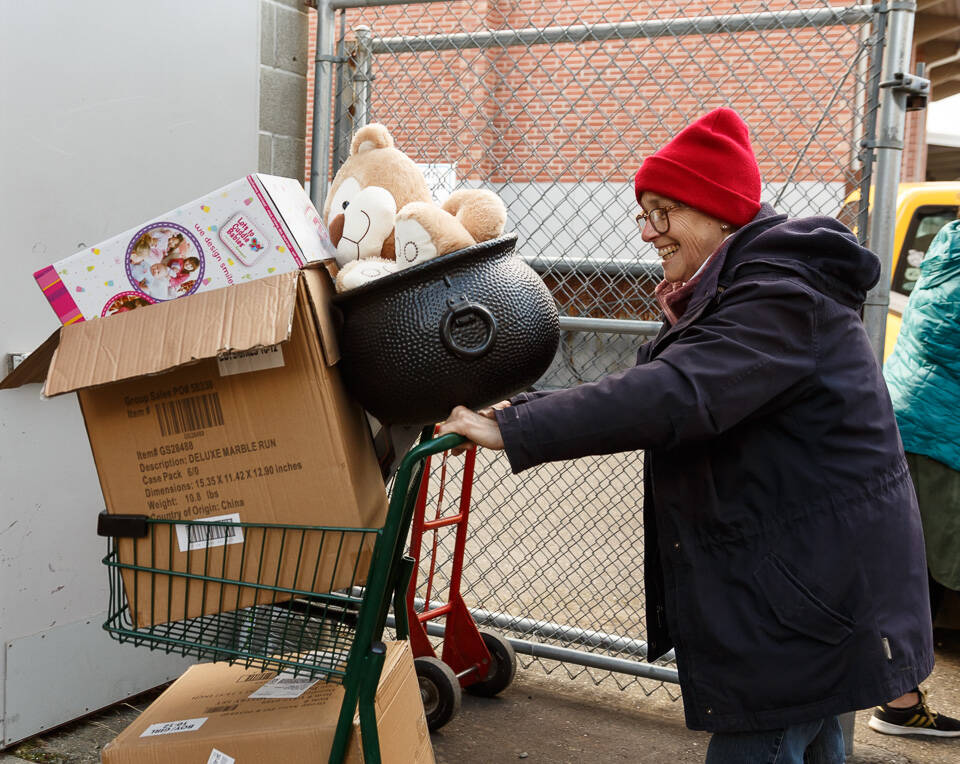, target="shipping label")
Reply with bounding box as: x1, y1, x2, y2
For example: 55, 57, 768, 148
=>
247, 673, 323, 699
139, 717, 207, 737
217, 344, 285, 377
207, 750, 235, 764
